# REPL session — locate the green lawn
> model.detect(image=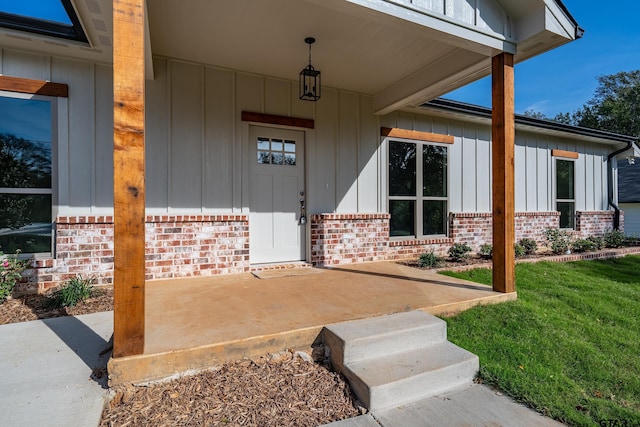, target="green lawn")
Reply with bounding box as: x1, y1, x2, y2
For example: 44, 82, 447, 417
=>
441, 256, 640, 427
